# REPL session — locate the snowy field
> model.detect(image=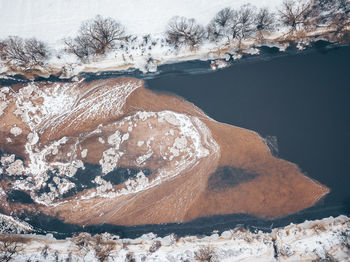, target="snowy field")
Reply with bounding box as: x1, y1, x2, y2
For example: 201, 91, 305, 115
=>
0, 0, 282, 46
